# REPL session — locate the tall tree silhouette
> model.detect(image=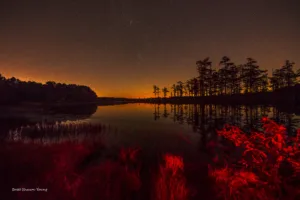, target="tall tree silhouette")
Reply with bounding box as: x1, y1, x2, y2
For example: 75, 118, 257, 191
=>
182, 82, 188, 96
269, 69, 284, 91
270, 60, 298, 90
260, 74, 269, 92
219, 56, 233, 95
153, 85, 158, 97
171, 84, 177, 97
176, 81, 184, 97
236, 64, 244, 94
191, 78, 199, 96
162, 87, 169, 98
185, 79, 193, 96
228, 63, 240, 94
156, 86, 160, 97
196, 57, 212, 96
241, 58, 267, 93
211, 70, 220, 95
207, 64, 214, 96
281, 60, 297, 87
